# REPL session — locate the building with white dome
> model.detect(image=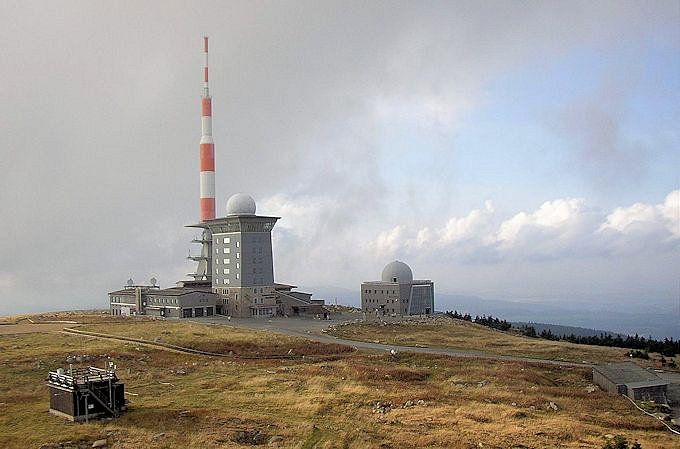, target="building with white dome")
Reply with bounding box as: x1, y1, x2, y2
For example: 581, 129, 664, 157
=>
361, 261, 434, 317
186, 193, 328, 318
109, 43, 327, 319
